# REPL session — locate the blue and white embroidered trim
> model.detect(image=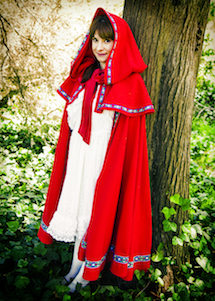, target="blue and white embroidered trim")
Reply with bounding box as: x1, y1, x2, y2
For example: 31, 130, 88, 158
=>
106, 12, 118, 85
41, 219, 48, 232
114, 254, 129, 264
113, 111, 120, 128
114, 254, 151, 269
134, 255, 151, 262
85, 255, 106, 269
58, 86, 154, 115
58, 84, 84, 104
84, 253, 151, 270
81, 239, 87, 249
100, 104, 154, 114
97, 84, 107, 111
72, 32, 89, 67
